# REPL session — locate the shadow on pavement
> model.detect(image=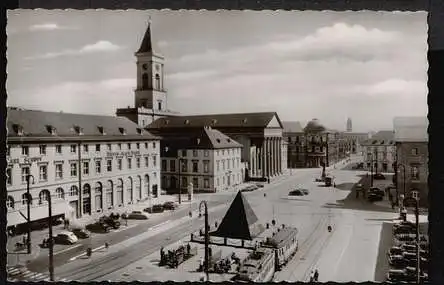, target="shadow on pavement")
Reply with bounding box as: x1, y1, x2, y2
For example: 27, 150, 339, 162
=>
374, 222, 393, 282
